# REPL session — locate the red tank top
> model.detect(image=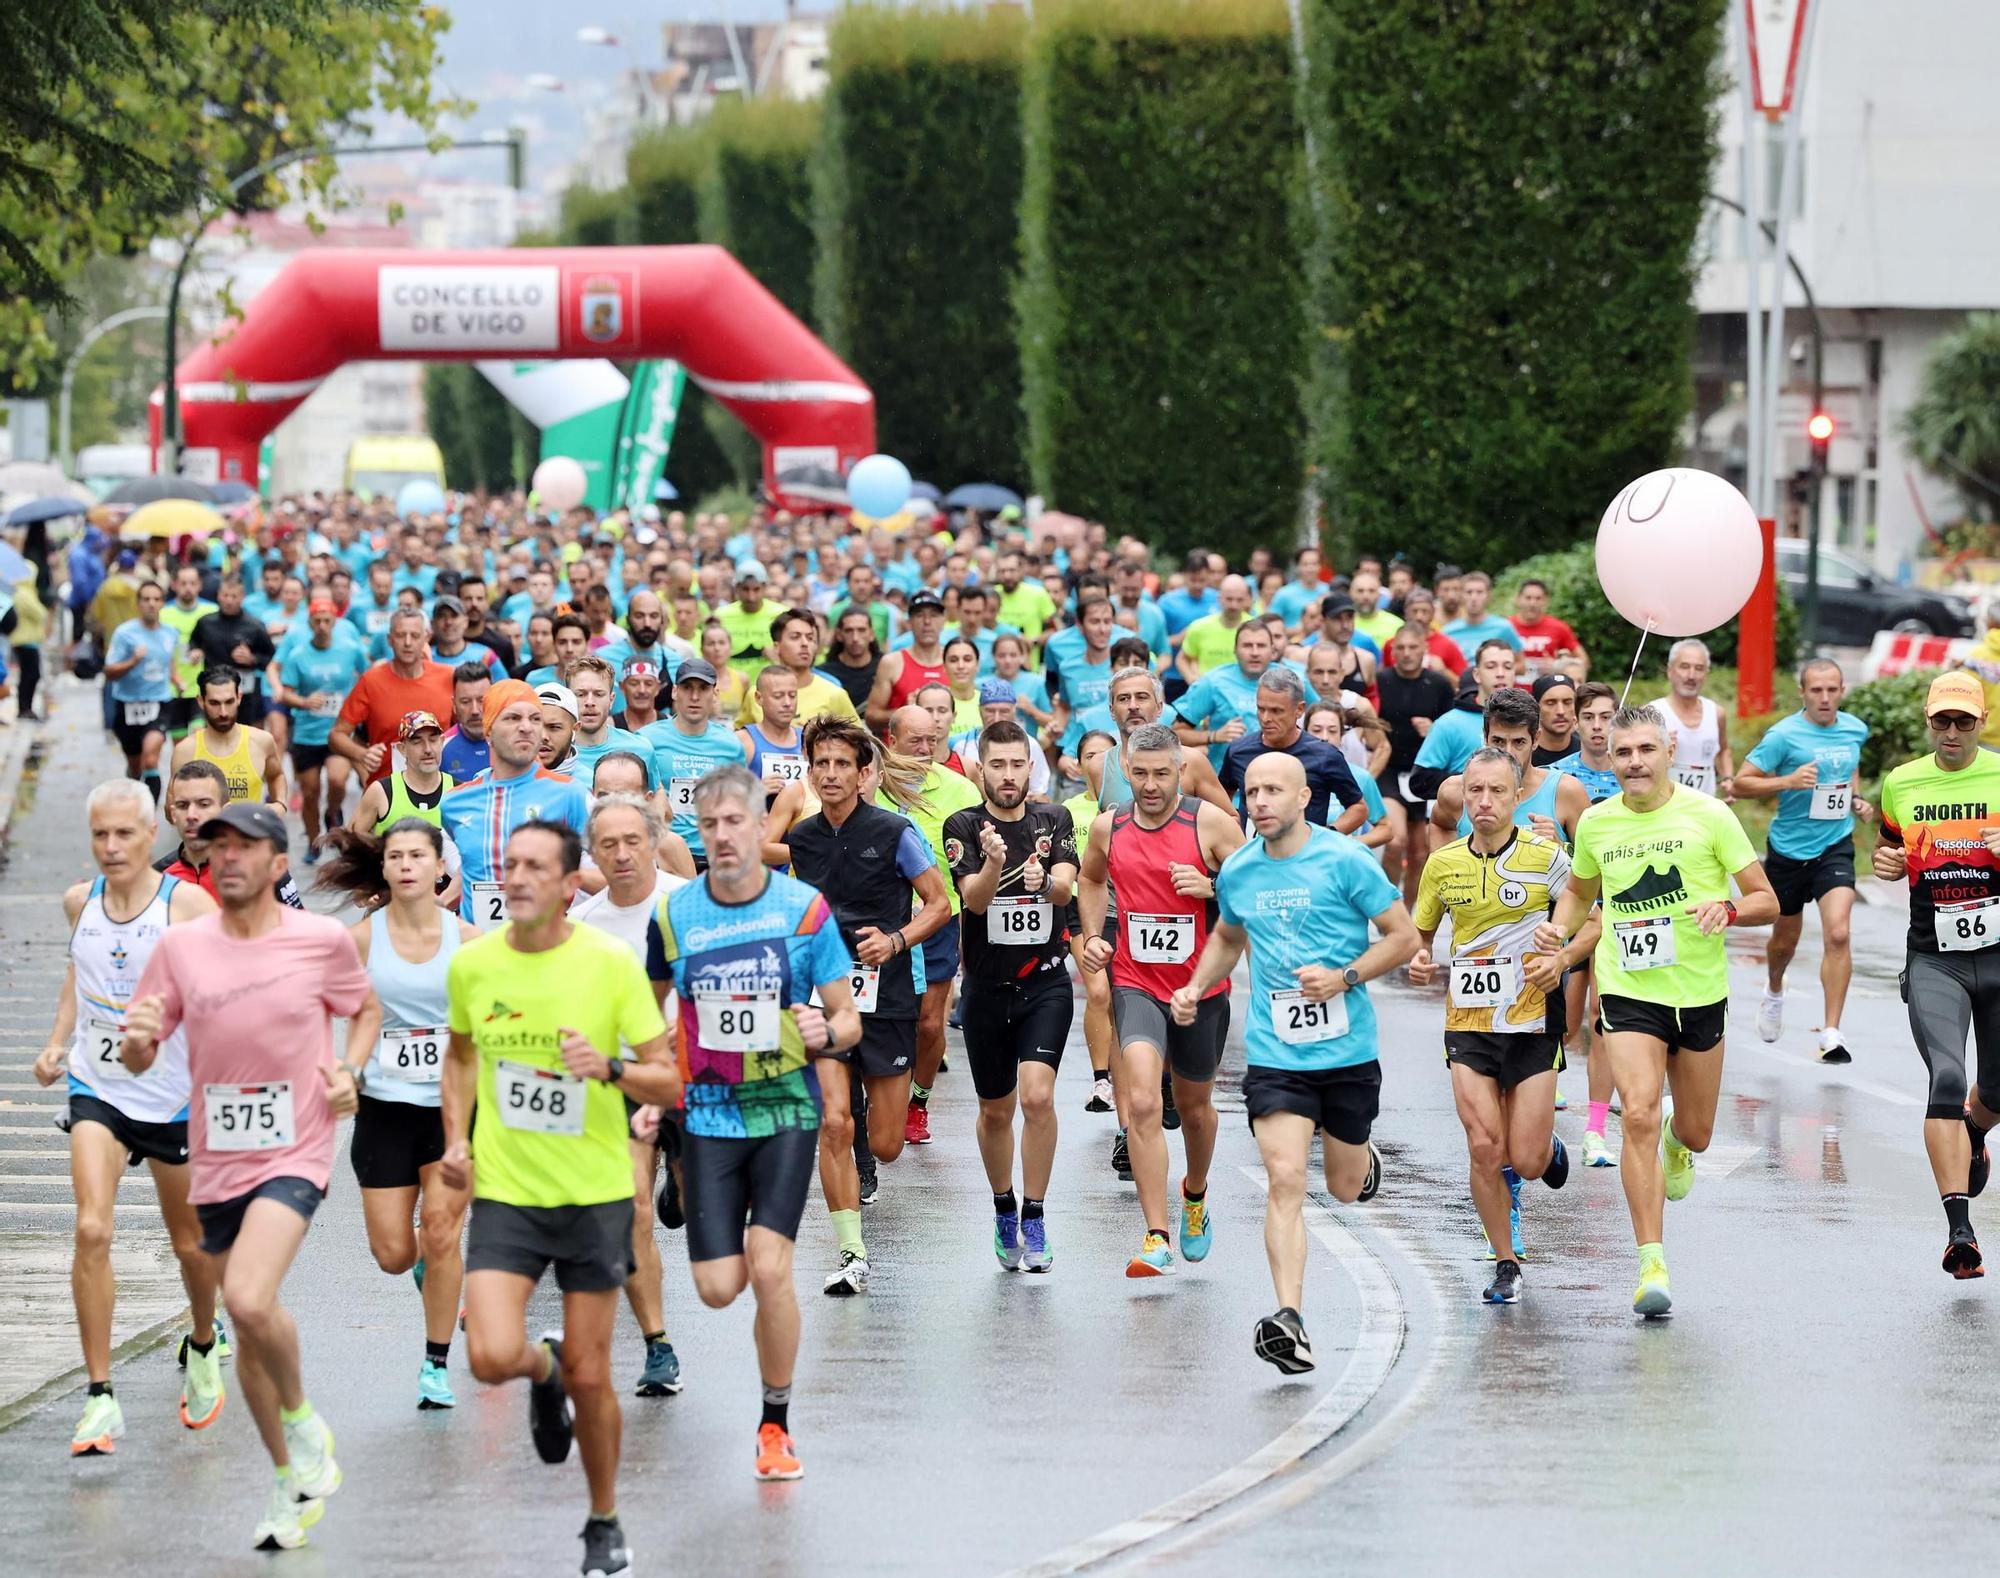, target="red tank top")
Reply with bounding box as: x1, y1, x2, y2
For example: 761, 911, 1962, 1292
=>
1106, 800, 1223, 999
888, 650, 949, 711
